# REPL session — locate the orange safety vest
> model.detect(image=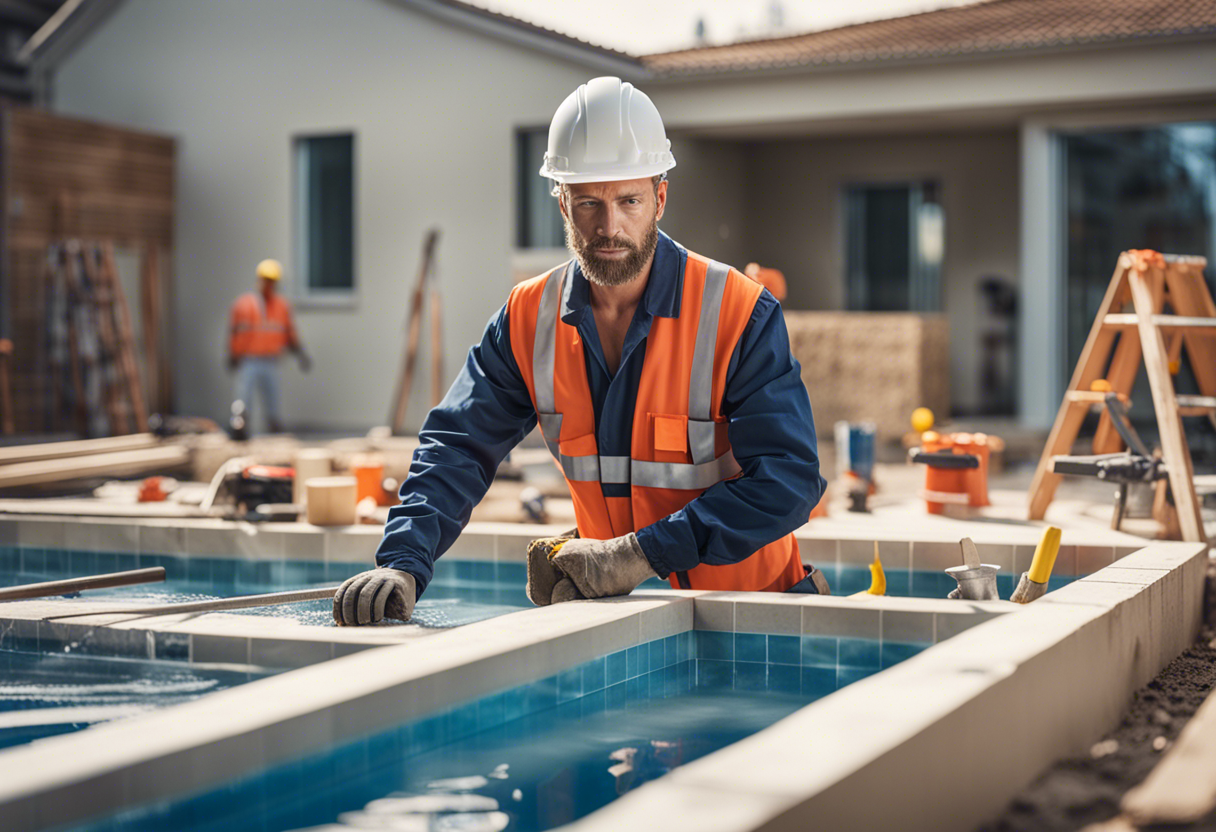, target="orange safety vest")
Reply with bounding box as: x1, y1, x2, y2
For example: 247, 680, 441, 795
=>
507, 253, 805, 592
229, 292, 294, 358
